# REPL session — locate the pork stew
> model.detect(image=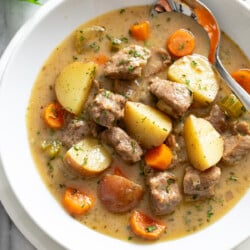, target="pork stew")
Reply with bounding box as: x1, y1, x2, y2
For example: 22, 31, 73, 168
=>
26, 5, 250, 242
